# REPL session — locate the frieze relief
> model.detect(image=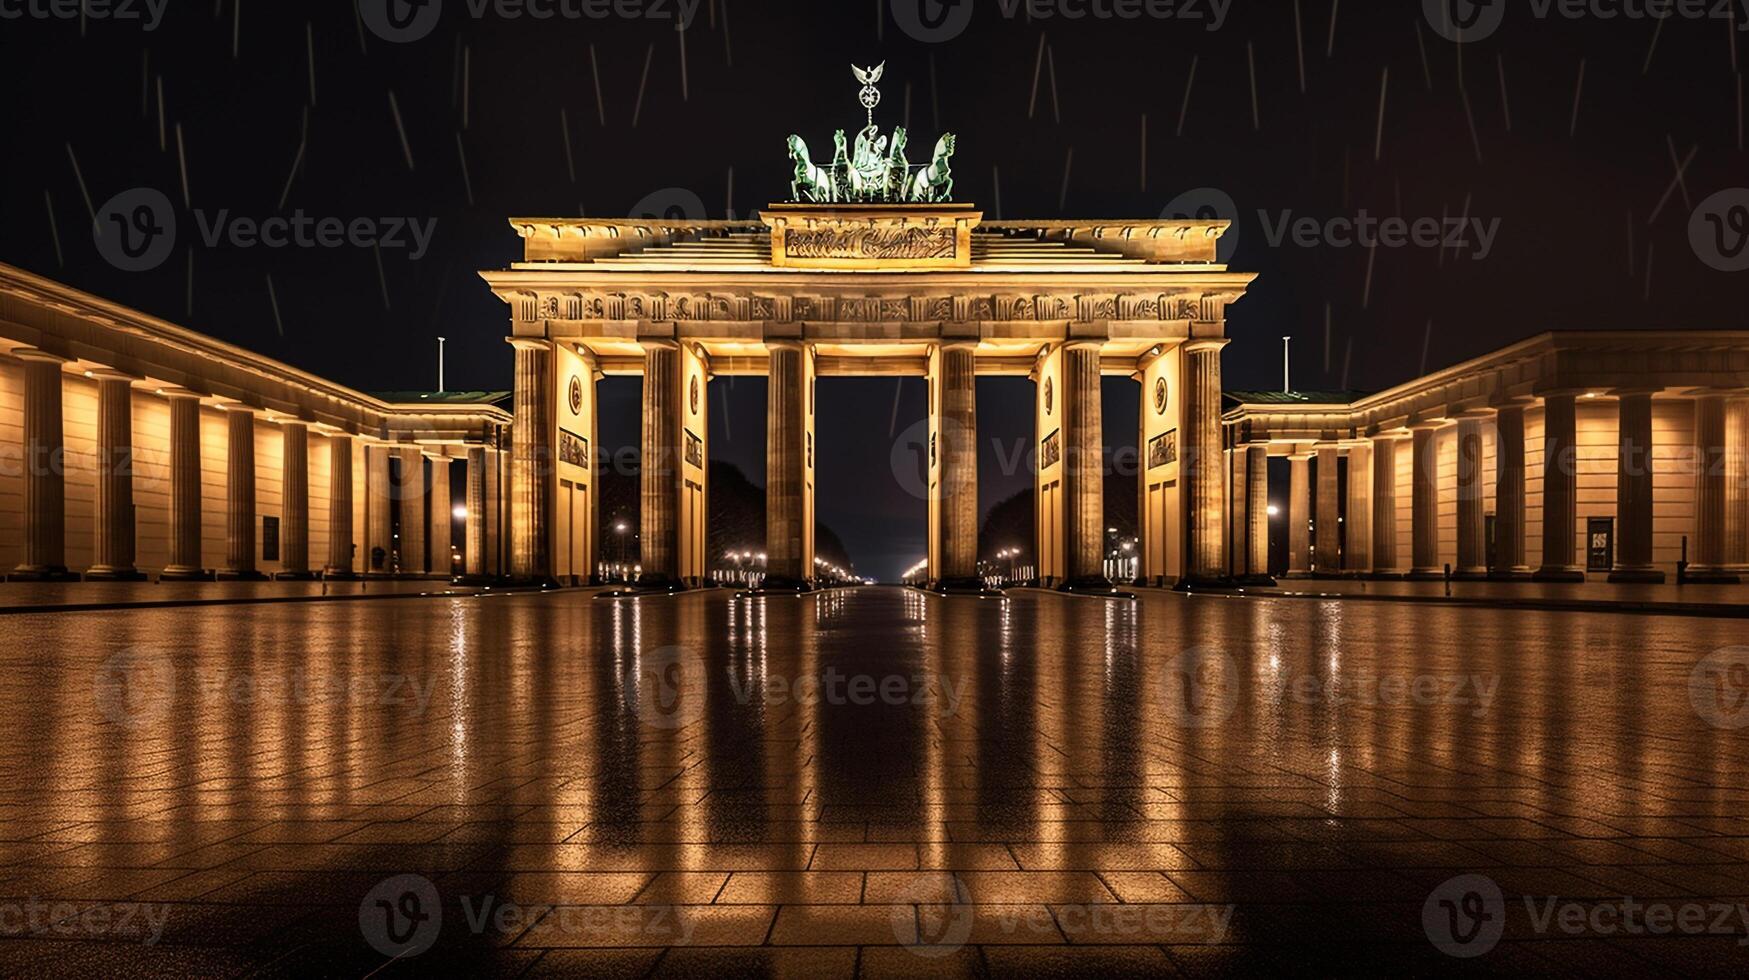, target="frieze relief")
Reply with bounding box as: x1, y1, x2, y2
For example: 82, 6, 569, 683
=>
530, 289, 1215, 324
